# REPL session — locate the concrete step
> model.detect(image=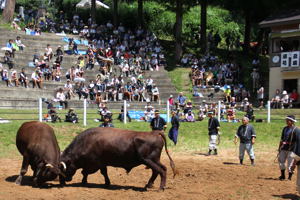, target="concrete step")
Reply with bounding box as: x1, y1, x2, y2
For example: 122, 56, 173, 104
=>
0, 97, 171, 110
